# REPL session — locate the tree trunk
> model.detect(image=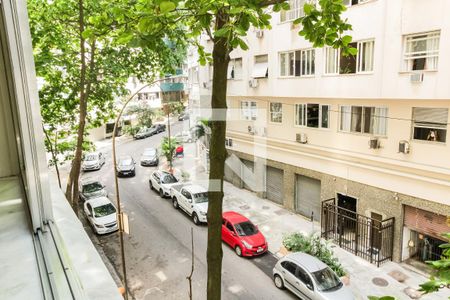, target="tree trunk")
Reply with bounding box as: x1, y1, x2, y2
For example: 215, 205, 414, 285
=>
207, 13, 229, 300
65, 0, 90, 213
